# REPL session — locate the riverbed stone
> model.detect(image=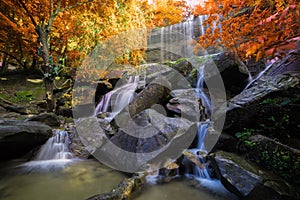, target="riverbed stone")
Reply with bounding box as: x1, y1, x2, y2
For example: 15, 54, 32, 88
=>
87, 173, 146, 200
224, 74, 300, 133
25, 113, 60, 127
209, 151, 300, 199
0, 120, 52, 160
